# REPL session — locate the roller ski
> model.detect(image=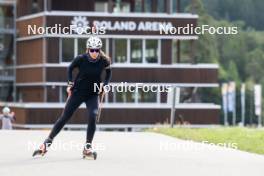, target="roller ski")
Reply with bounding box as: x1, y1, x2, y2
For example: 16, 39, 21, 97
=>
82, 143, 97, 160
32, 138, 52, 157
